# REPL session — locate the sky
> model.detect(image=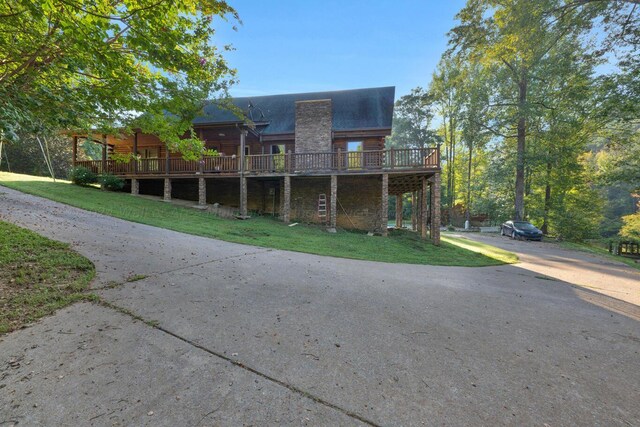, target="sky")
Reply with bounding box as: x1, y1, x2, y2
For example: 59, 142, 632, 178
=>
214, 1, 467, 100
